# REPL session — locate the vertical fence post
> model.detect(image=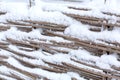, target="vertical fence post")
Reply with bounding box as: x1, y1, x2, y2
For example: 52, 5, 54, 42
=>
104, 0, 106, 4
29, 0, 32, 7
29, 0, 35, 8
